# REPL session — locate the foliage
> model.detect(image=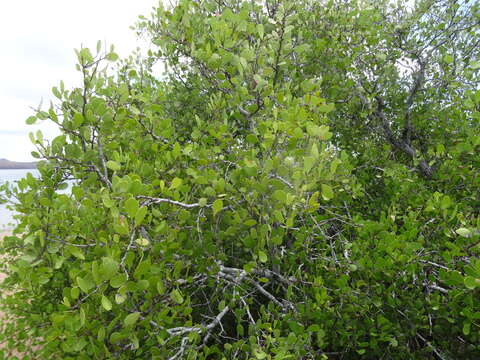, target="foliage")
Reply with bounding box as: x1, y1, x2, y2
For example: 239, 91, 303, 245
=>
1, 0, 480, 358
